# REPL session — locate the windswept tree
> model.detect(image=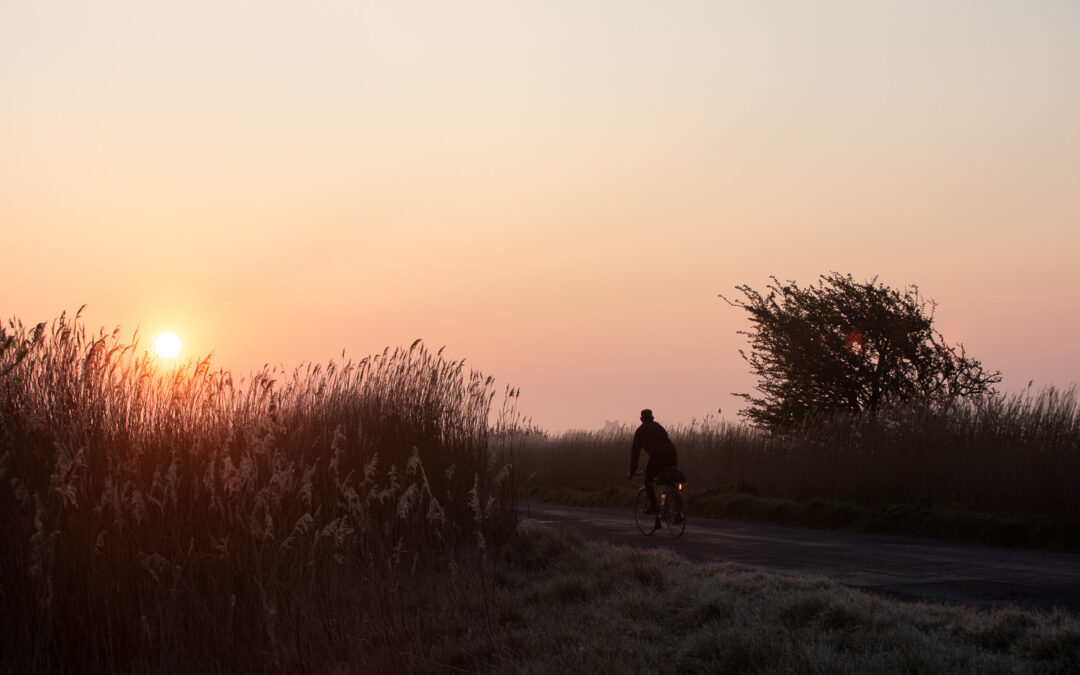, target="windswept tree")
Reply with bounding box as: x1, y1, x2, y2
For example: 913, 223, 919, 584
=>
721, 273, 1001, 431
